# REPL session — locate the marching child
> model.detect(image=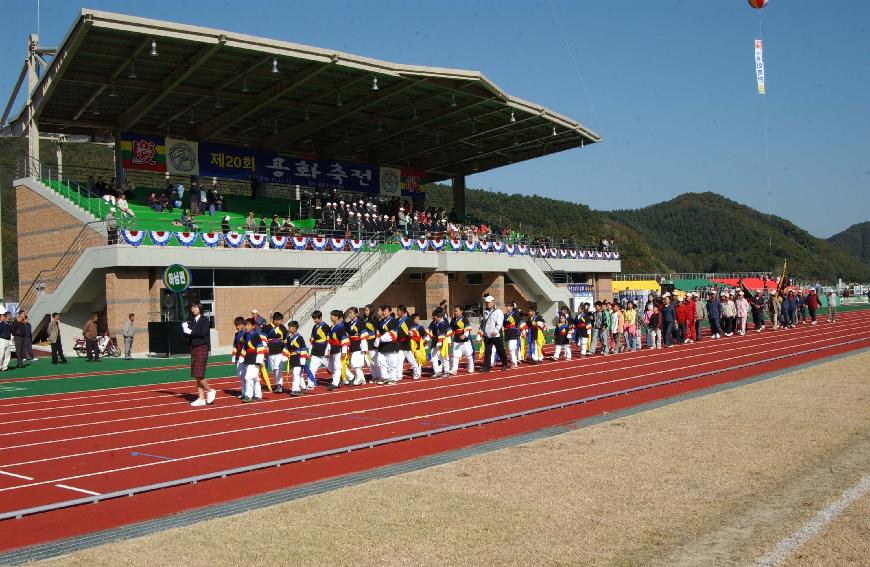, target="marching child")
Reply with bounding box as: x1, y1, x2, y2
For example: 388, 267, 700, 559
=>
503, 304, 522, 368
450, 305, 474, 375
240, 317, 266, 402
308, 310, 331, 389
230, 316, 246, 397
574, 306, 589, 356
409, 313, 428, 371
395, 305, 422, 380
429, 309, 451, 378
526, 308, 546, 363
553, 313, 572, 360
375, 306, 399, 385
284, 321, 308, 397
327, 310, 349, 391
262, 312, 289, 393
345, 307, 368, 386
